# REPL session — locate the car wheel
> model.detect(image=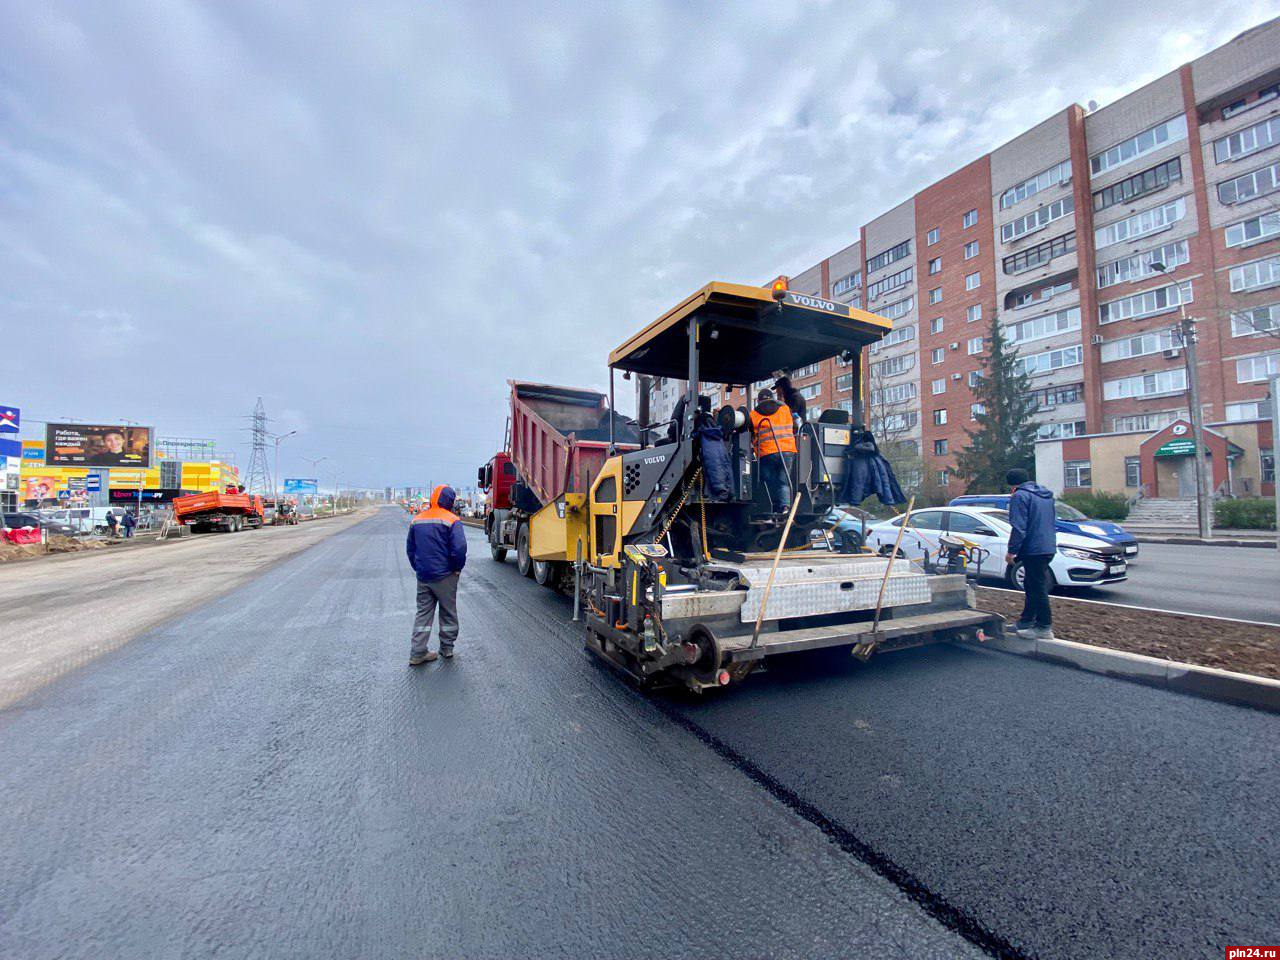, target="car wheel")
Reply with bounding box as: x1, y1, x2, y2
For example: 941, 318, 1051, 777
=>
1007, 561, 1058, 593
